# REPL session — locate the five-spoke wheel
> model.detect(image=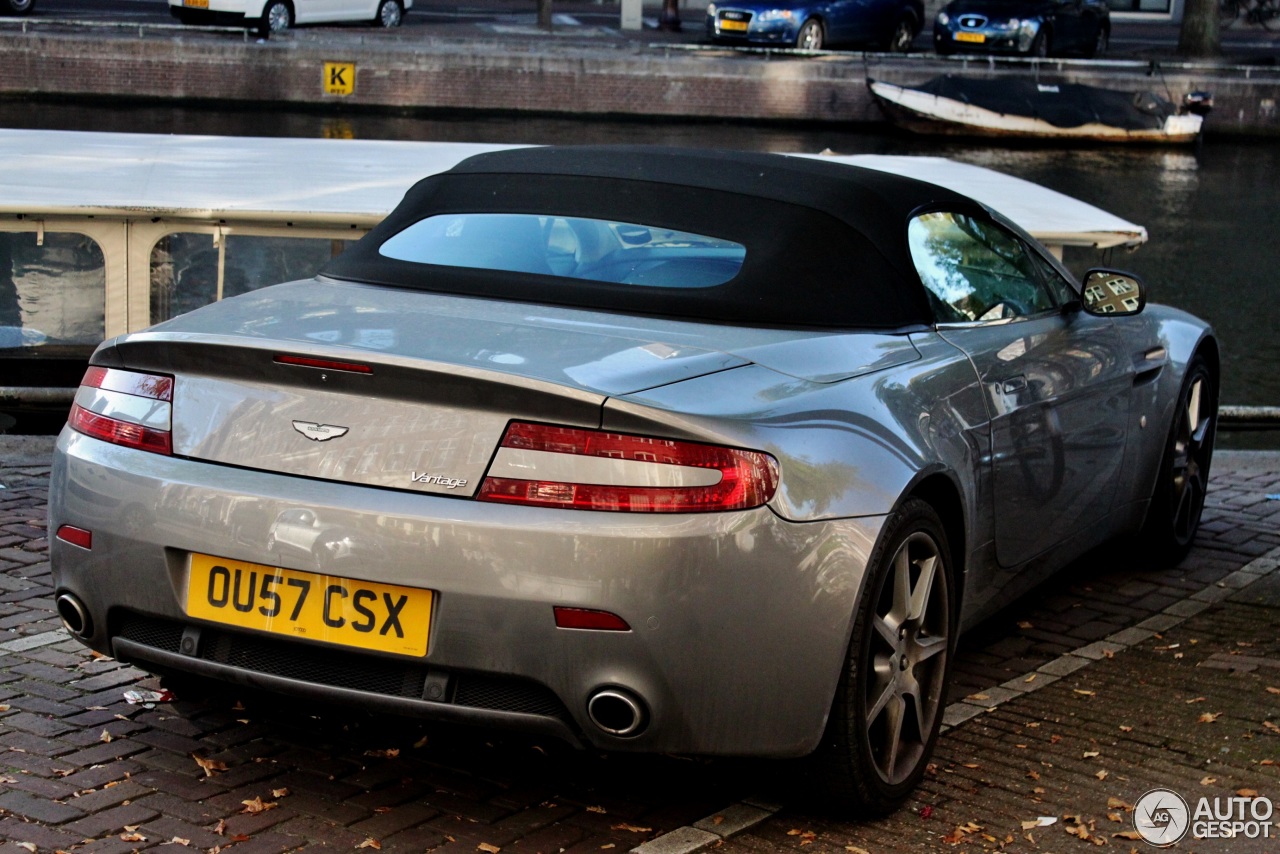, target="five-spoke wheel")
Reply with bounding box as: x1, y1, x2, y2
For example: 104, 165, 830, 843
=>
816, 498, 954, 814
1140, 352, 1217, 566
